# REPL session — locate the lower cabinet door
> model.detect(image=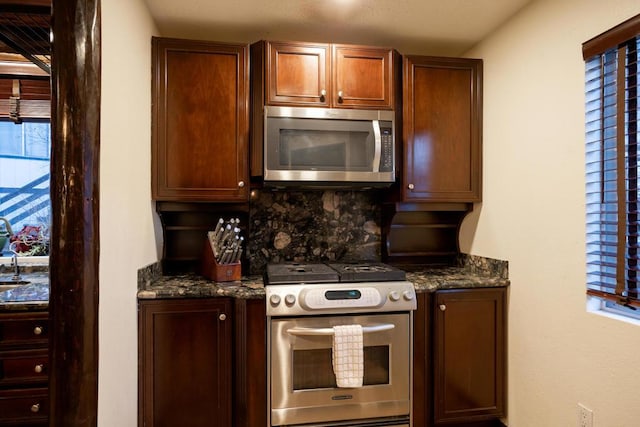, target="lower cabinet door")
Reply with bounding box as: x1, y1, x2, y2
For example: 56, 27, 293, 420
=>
433, 288, 506, 424
139, 298, 232, 427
